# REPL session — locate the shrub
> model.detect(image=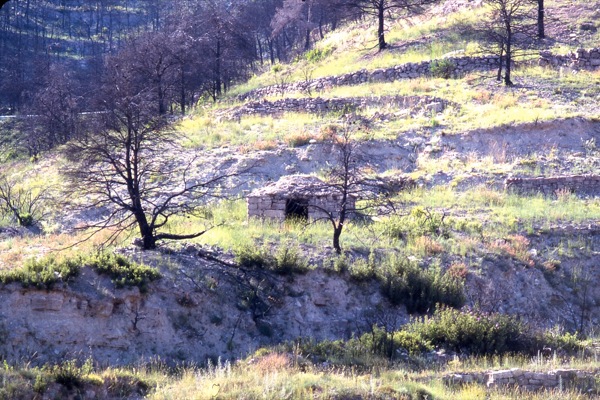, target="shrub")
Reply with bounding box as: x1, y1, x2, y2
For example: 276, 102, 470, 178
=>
235, 243, 310, 275
235, 244, 275, 269
0, 256, 80, 289
305, 46, 334, 63
51, 360, 84, 390
382, 207, 447, 240
273, 245, 310, 274
348, 249, 376, 281
429, 59, 455, 79
406, 307, 533, 355
86, 252, 160, 293
376, 256, 464, 313
284, 131, 313, 148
